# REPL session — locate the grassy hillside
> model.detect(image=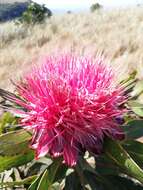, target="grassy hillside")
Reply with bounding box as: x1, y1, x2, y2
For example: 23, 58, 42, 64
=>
0, 7, 143, 91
